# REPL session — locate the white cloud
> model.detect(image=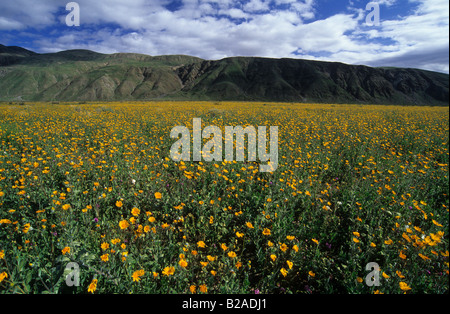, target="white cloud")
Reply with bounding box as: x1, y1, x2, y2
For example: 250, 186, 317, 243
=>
293, 14, 361, 53
0, 0, 448, 73
290, 0, 315, 20
0, 0, 58, 29
0, 16, 24, 30
218, 8, 249, 19
243, 0, 270, 12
